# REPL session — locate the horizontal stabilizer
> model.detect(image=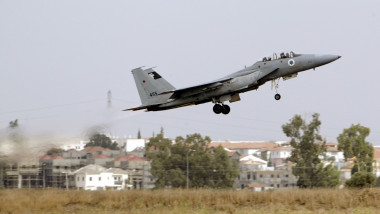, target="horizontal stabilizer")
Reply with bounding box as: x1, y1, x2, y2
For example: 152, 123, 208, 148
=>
123, 104, 158, 111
